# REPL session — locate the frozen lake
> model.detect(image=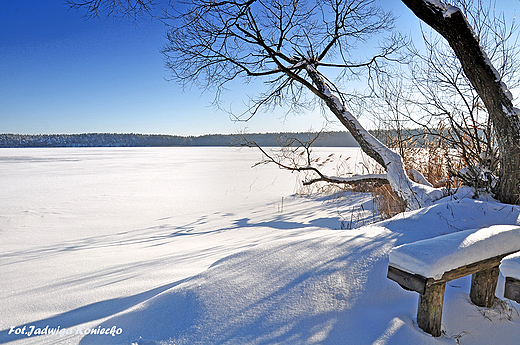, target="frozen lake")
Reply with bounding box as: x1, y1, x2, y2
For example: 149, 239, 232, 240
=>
0, 147, 299, 237
2, 147, 519, 345
0, 147, 367, 344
